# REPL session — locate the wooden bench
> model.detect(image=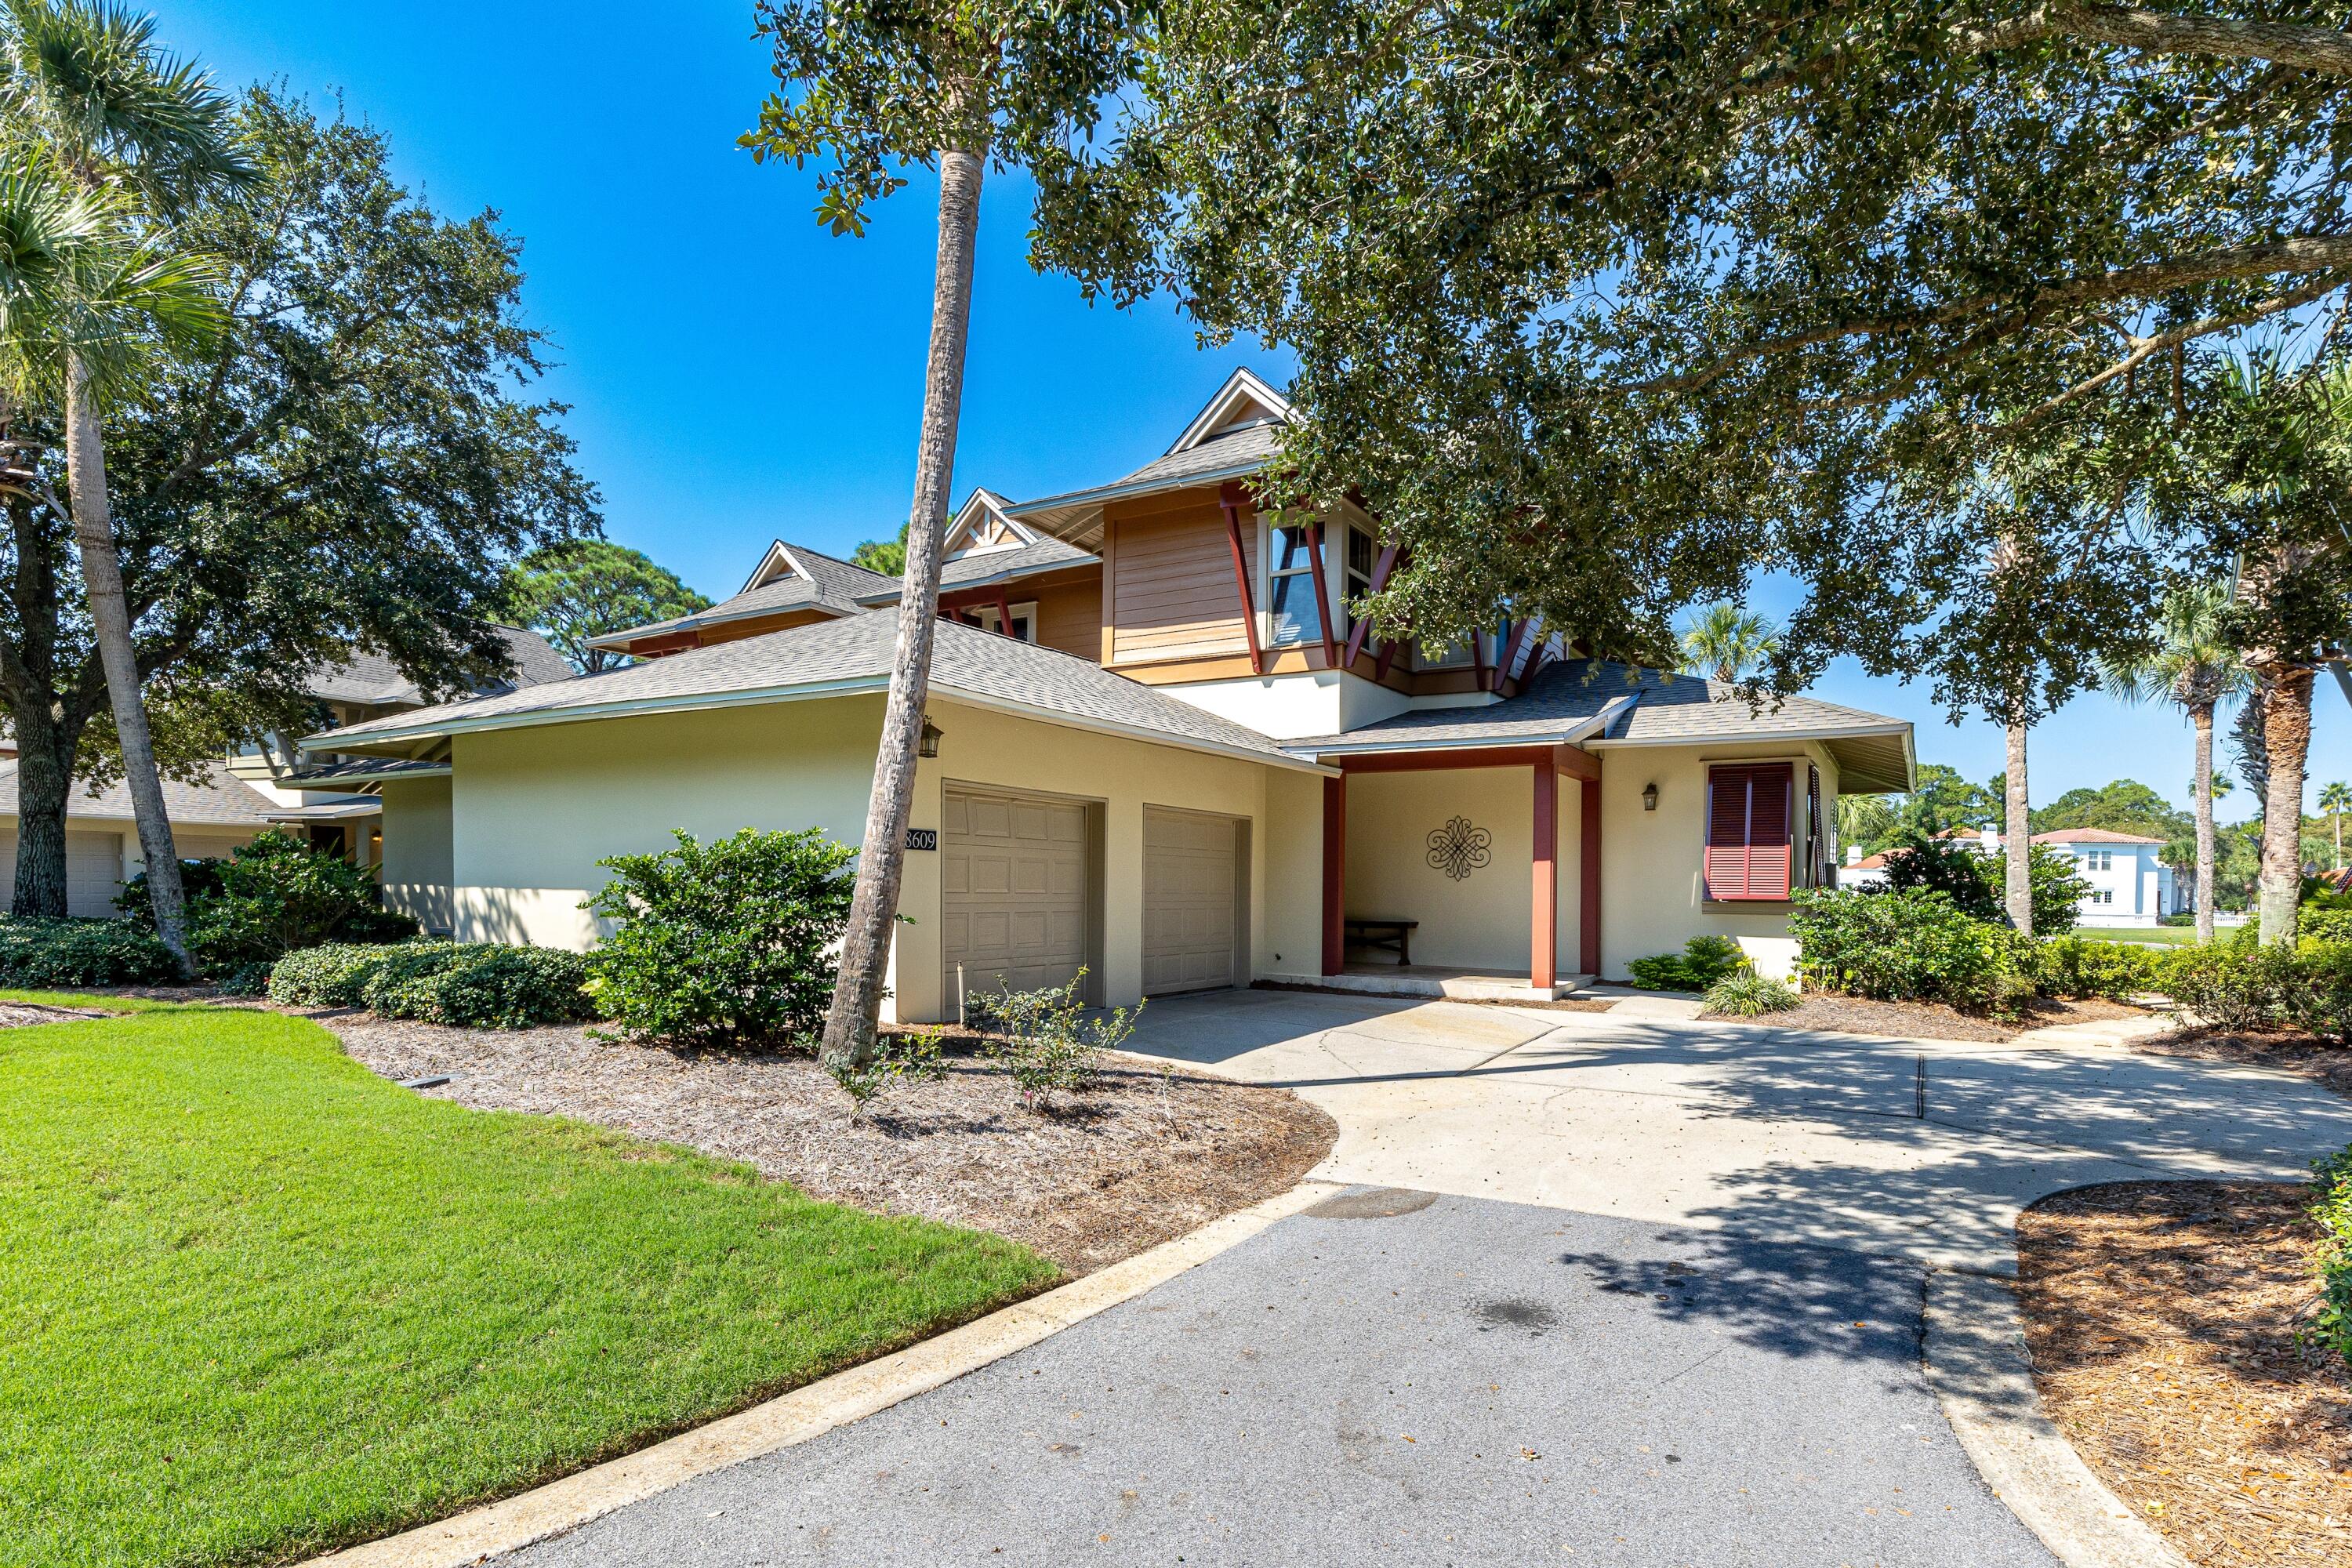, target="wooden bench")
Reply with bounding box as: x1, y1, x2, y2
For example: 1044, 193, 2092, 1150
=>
1345, 916, 1418, 967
